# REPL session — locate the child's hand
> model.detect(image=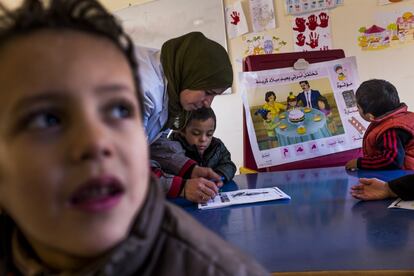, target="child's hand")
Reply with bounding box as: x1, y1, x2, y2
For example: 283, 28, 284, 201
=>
345, 159, 358, 170
183, 178, 219, 203
350, 178, 397, 201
